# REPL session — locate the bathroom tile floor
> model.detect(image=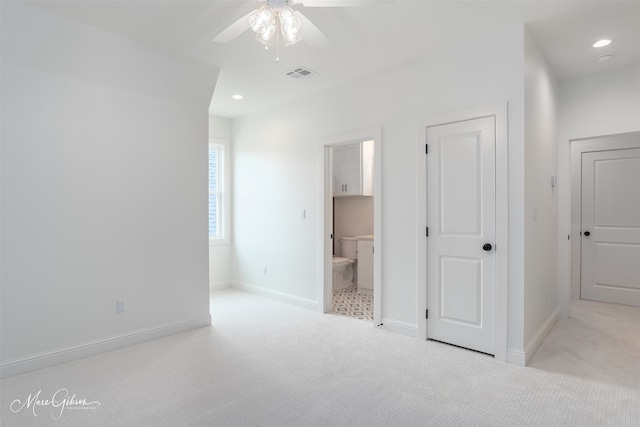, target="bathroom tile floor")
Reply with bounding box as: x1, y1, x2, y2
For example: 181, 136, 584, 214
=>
331, 284, 374, 322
